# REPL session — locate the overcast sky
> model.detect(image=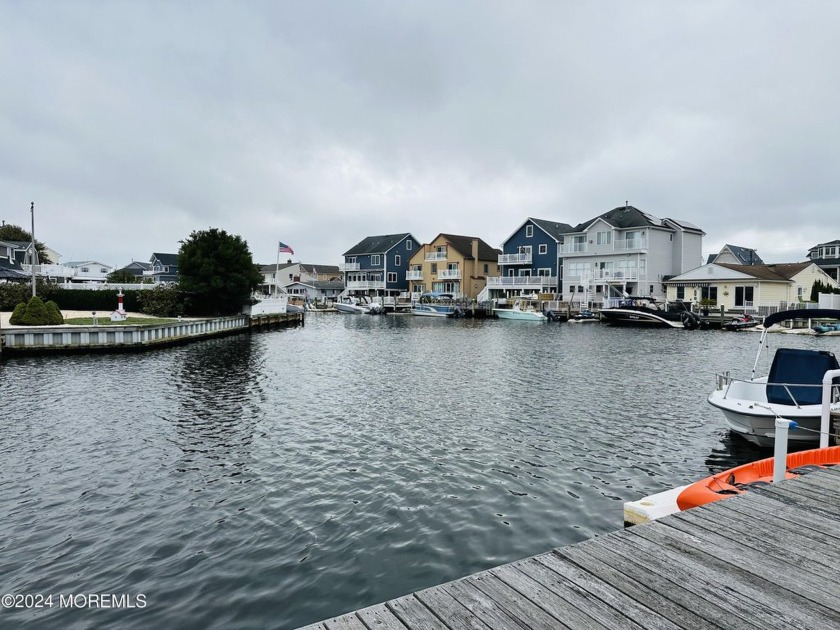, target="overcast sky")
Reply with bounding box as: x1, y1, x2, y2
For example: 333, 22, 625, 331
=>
1, 1, 837, 268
